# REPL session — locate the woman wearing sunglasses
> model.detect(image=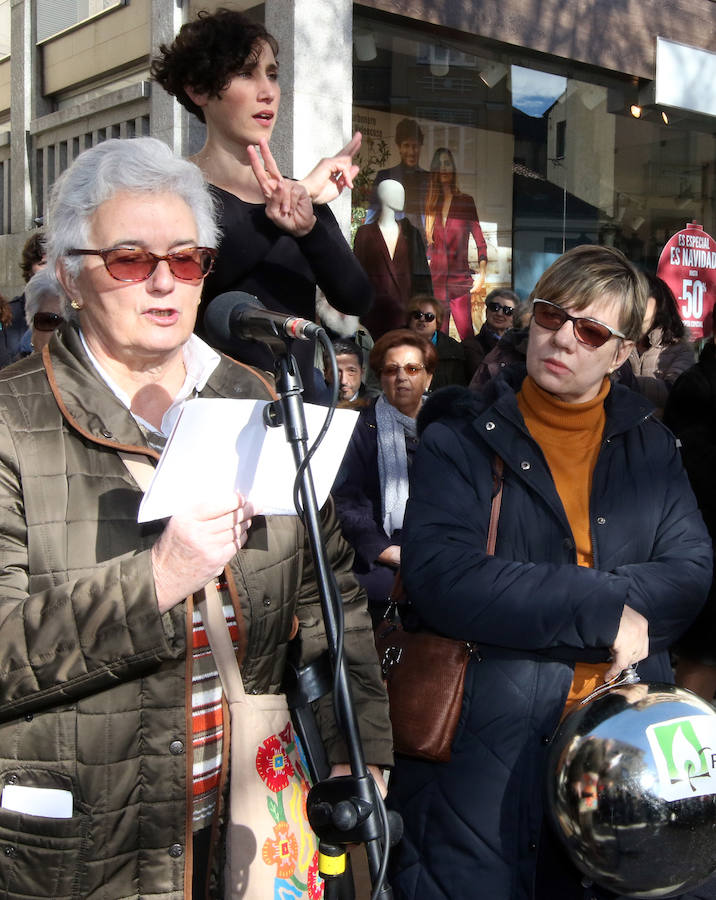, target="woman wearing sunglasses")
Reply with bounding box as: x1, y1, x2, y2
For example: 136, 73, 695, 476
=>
333, 329, 436, 625
405, 294, 468, 390
388, 244, 711, 900
462, 287, 518, 380
0, 137, 392, 899
21, 268, 65, 354
152, 9, 373, 402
